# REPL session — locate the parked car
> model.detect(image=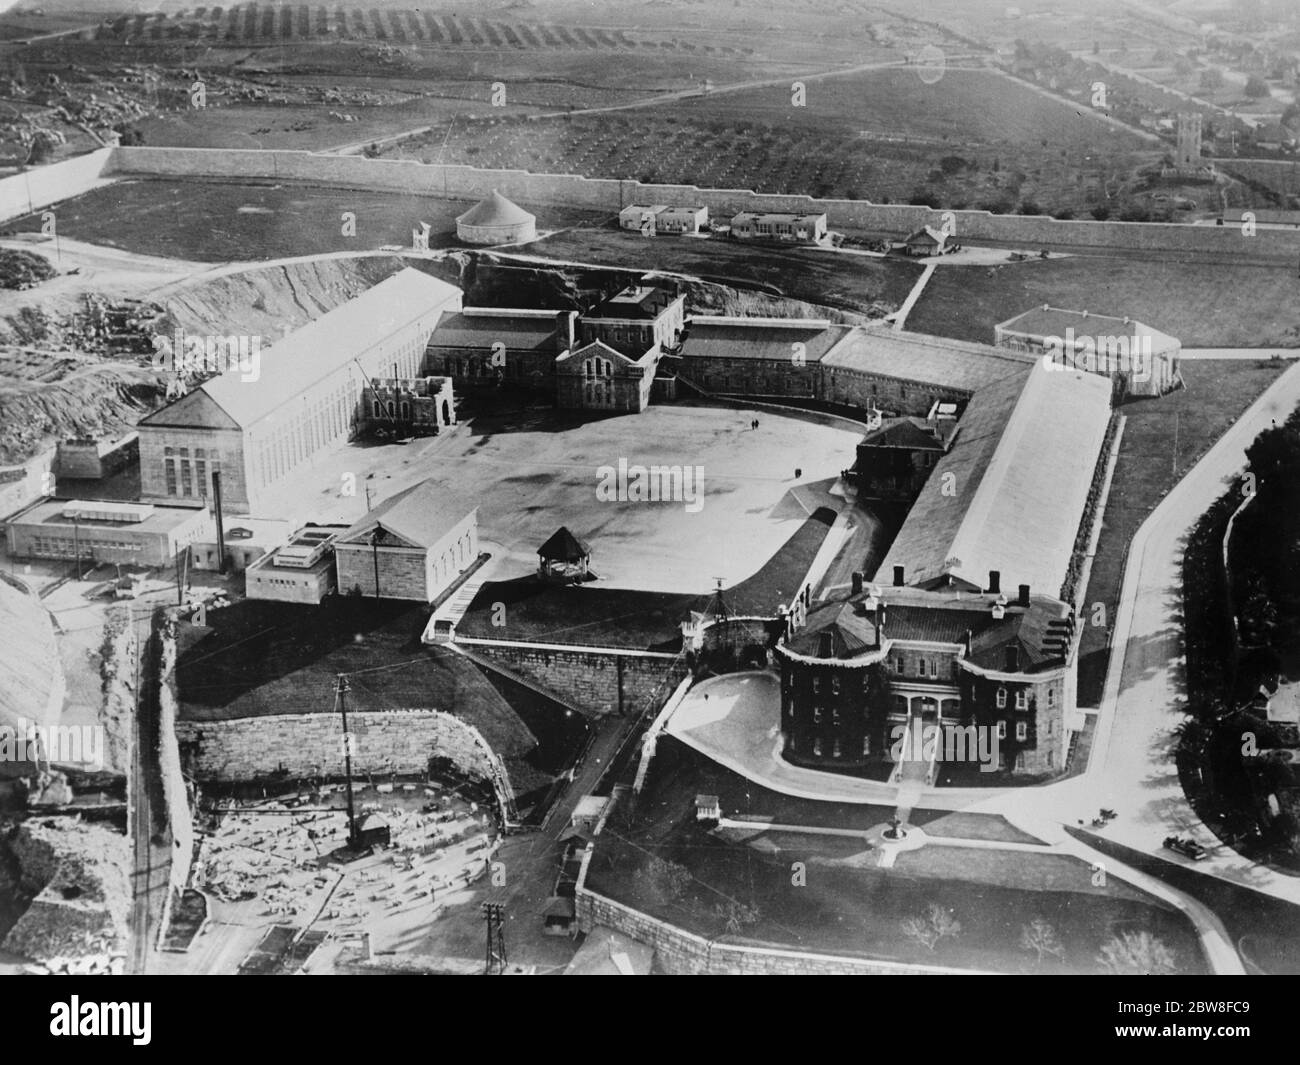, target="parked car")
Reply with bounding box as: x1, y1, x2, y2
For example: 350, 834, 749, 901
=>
1163, 835, 1208, 861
